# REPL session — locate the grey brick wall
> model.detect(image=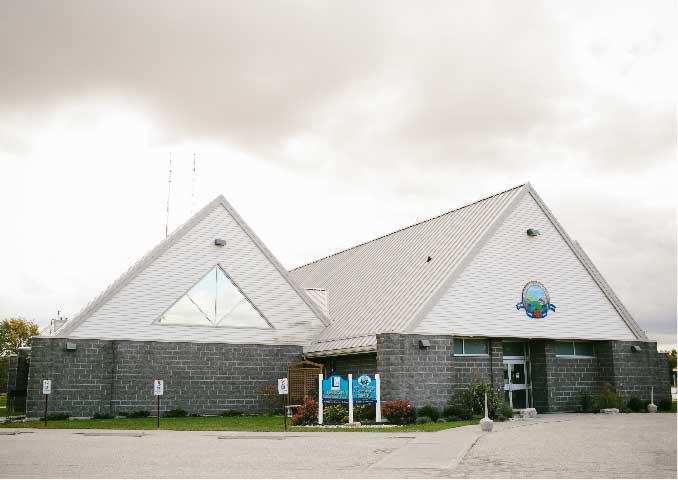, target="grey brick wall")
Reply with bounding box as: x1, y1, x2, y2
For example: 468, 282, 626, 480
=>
26, 337, 303, 418
316, 354, 377, 377
376, 334, 503, 410
528, 340, 672, 412
606, 340, 672, 405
